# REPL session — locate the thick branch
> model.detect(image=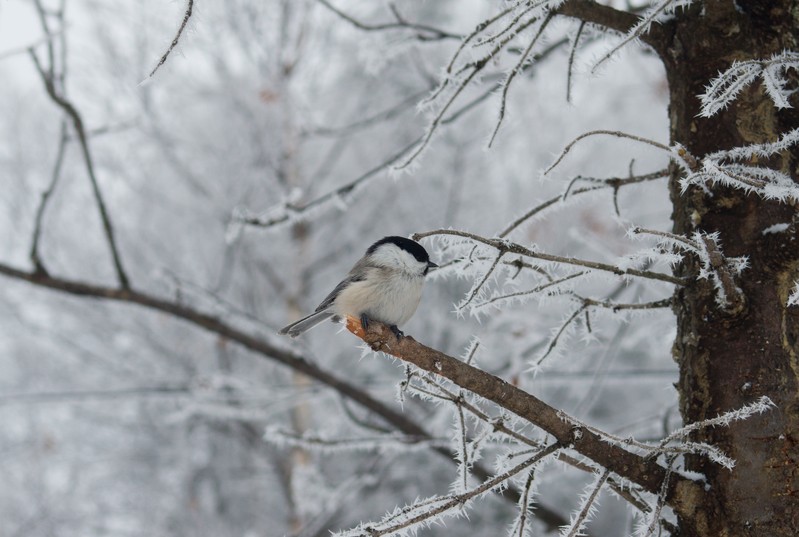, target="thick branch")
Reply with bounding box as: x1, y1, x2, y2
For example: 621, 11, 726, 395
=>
346, 318, 704, 506
0, 262, 569, 530
555, 0, 670, 54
